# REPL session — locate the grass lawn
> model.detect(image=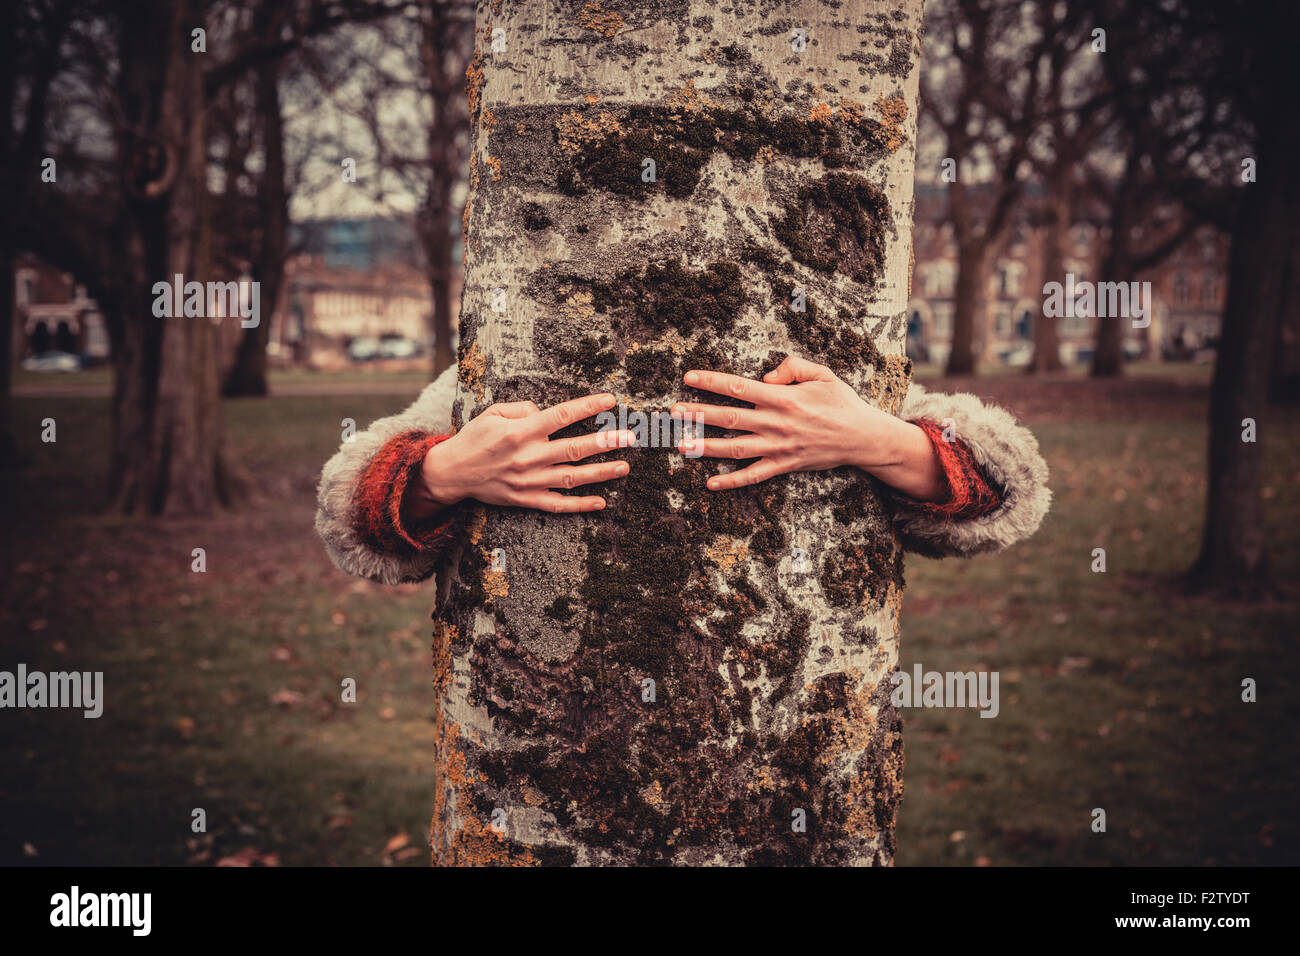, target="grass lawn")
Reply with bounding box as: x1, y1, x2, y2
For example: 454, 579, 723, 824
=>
1, 375, 1296, 866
